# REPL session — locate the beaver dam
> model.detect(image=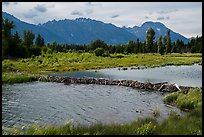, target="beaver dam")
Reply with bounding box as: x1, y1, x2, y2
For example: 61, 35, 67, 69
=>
41, 76, 191, 93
